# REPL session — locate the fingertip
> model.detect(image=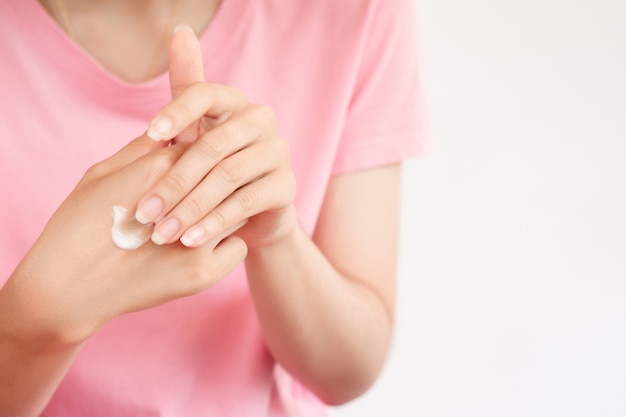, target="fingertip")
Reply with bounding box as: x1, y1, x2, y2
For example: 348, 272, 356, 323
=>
136, 196, 164, 225
135, 210, 153, 225
180, 226, 207, 248
169, 22, 204, 96
180, 235, 194, 248
173, 24, 195, 35
146, 116, 173, 141
215, 235, 248, 262
146, 128, 168, 142
151, 232, 168, 246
